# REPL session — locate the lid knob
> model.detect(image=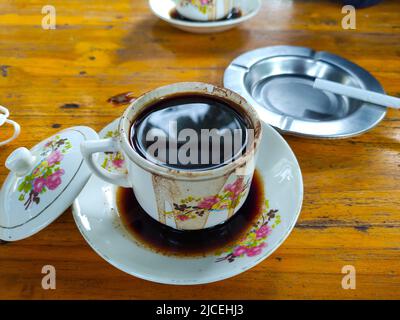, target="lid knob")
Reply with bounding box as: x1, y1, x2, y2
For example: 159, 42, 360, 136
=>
5, 147, 36, 177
